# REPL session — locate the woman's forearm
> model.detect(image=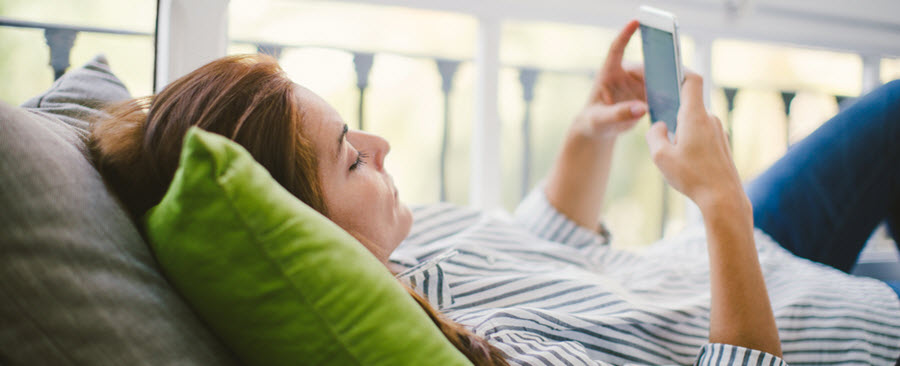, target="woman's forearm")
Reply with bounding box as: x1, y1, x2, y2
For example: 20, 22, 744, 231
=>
544, 131, 616, 232
543, 19, 648, 231
699, 194, 782, 357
